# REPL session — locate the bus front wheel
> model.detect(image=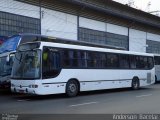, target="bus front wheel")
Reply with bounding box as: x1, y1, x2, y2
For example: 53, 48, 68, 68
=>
132, 77, 140, 90
66, 80, 79, 97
